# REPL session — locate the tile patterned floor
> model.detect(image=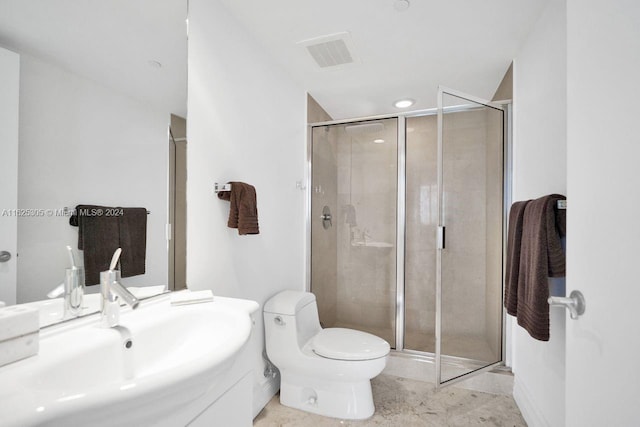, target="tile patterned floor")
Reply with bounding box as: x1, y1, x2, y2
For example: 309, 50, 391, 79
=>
254, 374, 527, 426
